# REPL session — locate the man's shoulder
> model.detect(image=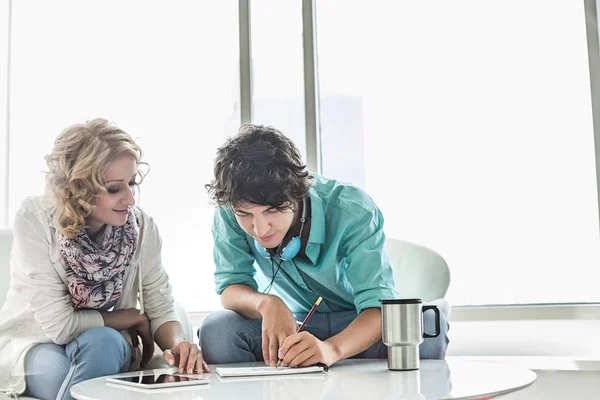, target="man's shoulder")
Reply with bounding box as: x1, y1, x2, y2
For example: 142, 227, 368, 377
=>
213, 205, 237, 223
312, 174, 378, 218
